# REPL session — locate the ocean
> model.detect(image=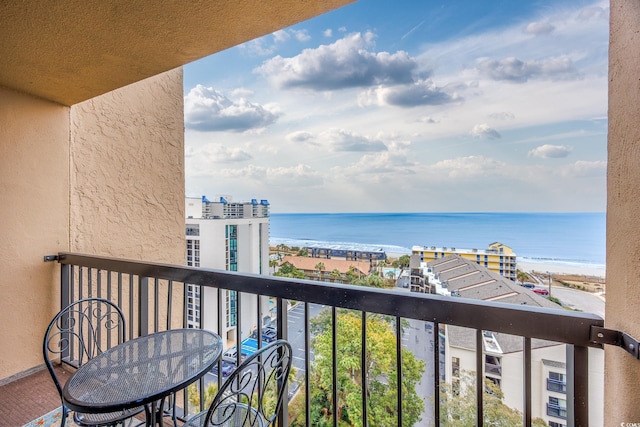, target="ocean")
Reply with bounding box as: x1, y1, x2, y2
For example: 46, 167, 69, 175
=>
269, 212, 606, 270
